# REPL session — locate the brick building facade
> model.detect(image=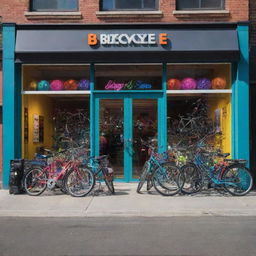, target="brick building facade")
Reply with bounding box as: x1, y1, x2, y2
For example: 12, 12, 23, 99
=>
0, 0, 249, 24
0, 1, 251, 188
